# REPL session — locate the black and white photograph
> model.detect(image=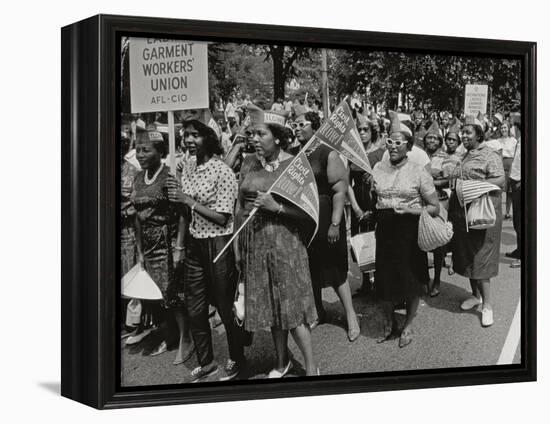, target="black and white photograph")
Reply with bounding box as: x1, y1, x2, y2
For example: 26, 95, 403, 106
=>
119, 35, 524, 386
